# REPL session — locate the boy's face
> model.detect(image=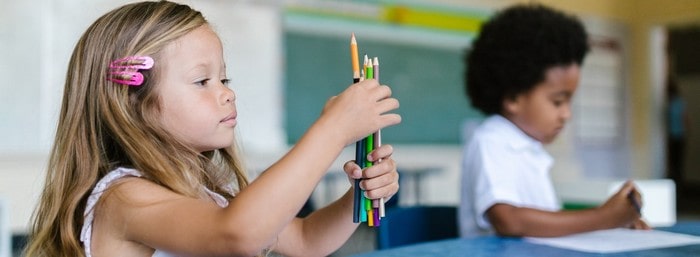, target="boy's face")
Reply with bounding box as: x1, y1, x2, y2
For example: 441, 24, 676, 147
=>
503, 64, 580, 144
155, 25, 238, 152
